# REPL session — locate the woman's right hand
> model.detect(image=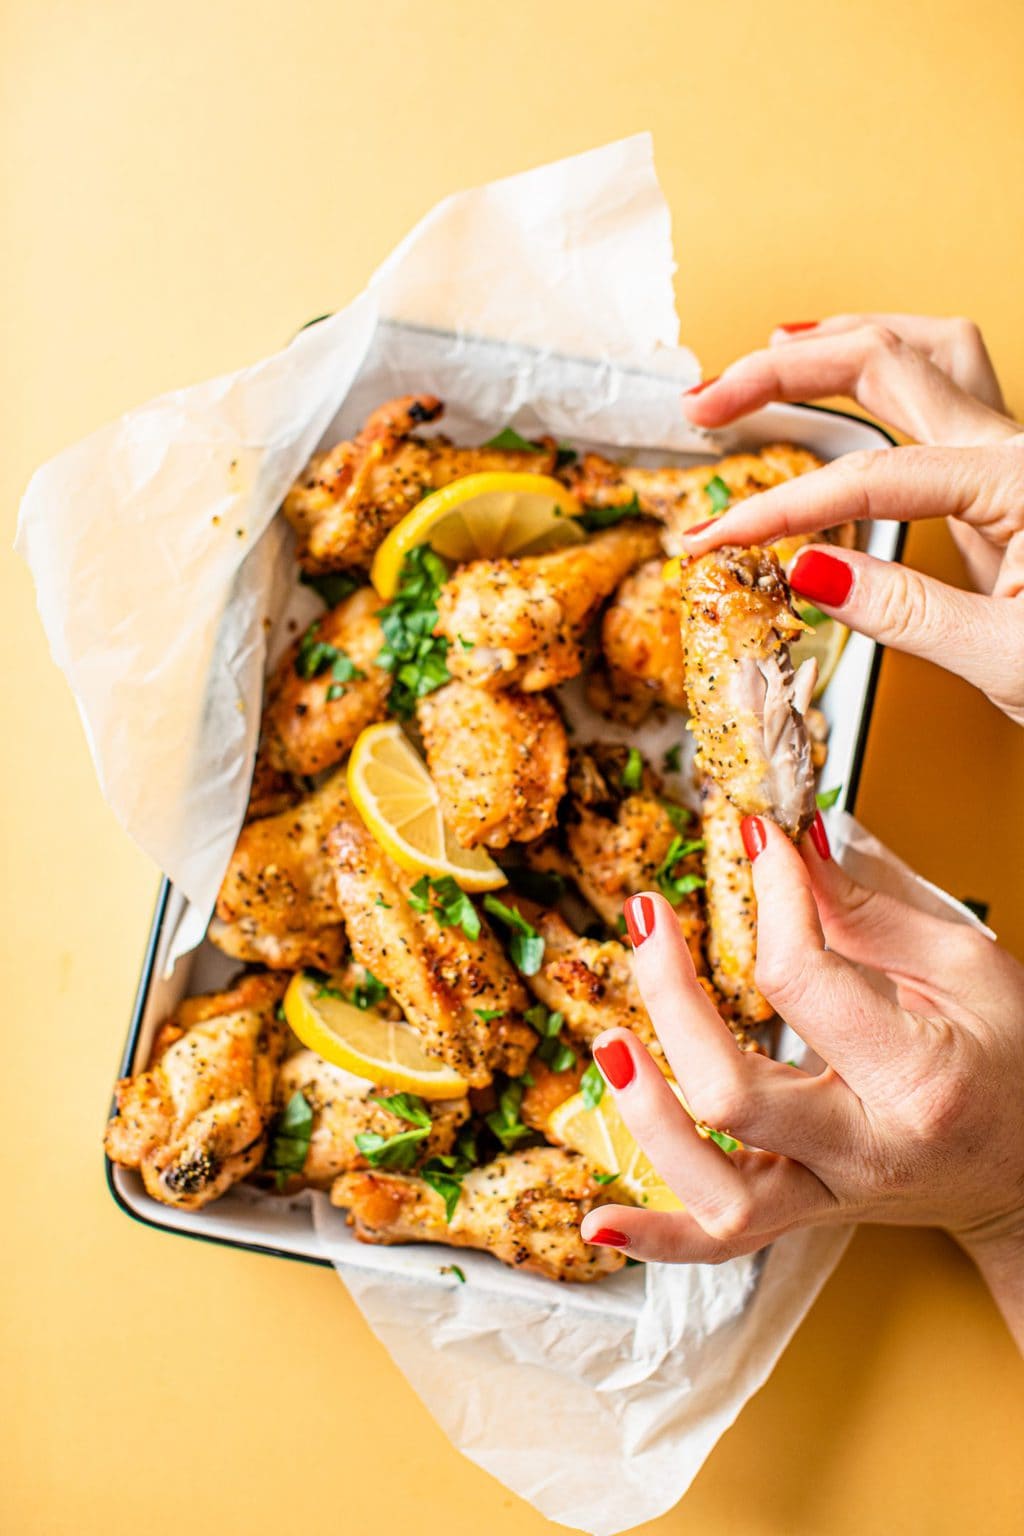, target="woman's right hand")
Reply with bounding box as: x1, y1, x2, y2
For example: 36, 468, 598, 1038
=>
680, 315, 1024, 726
